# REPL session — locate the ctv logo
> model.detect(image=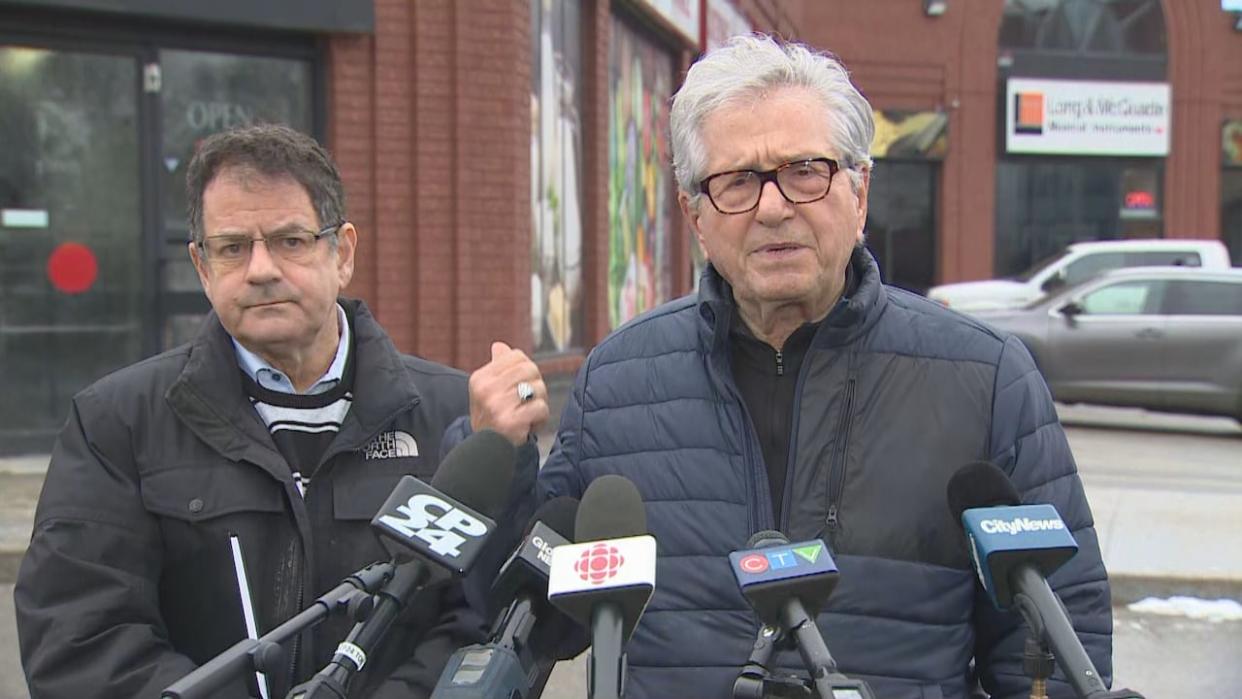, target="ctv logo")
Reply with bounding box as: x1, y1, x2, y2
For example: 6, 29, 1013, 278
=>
575, 542, 625, 585
737, 543, 824, 575
980, 517, 1065, 536
376, 494, 487, 557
